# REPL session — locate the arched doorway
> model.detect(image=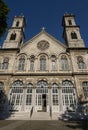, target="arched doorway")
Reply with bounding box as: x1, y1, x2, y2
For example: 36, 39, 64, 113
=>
36, 80, 48, 112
